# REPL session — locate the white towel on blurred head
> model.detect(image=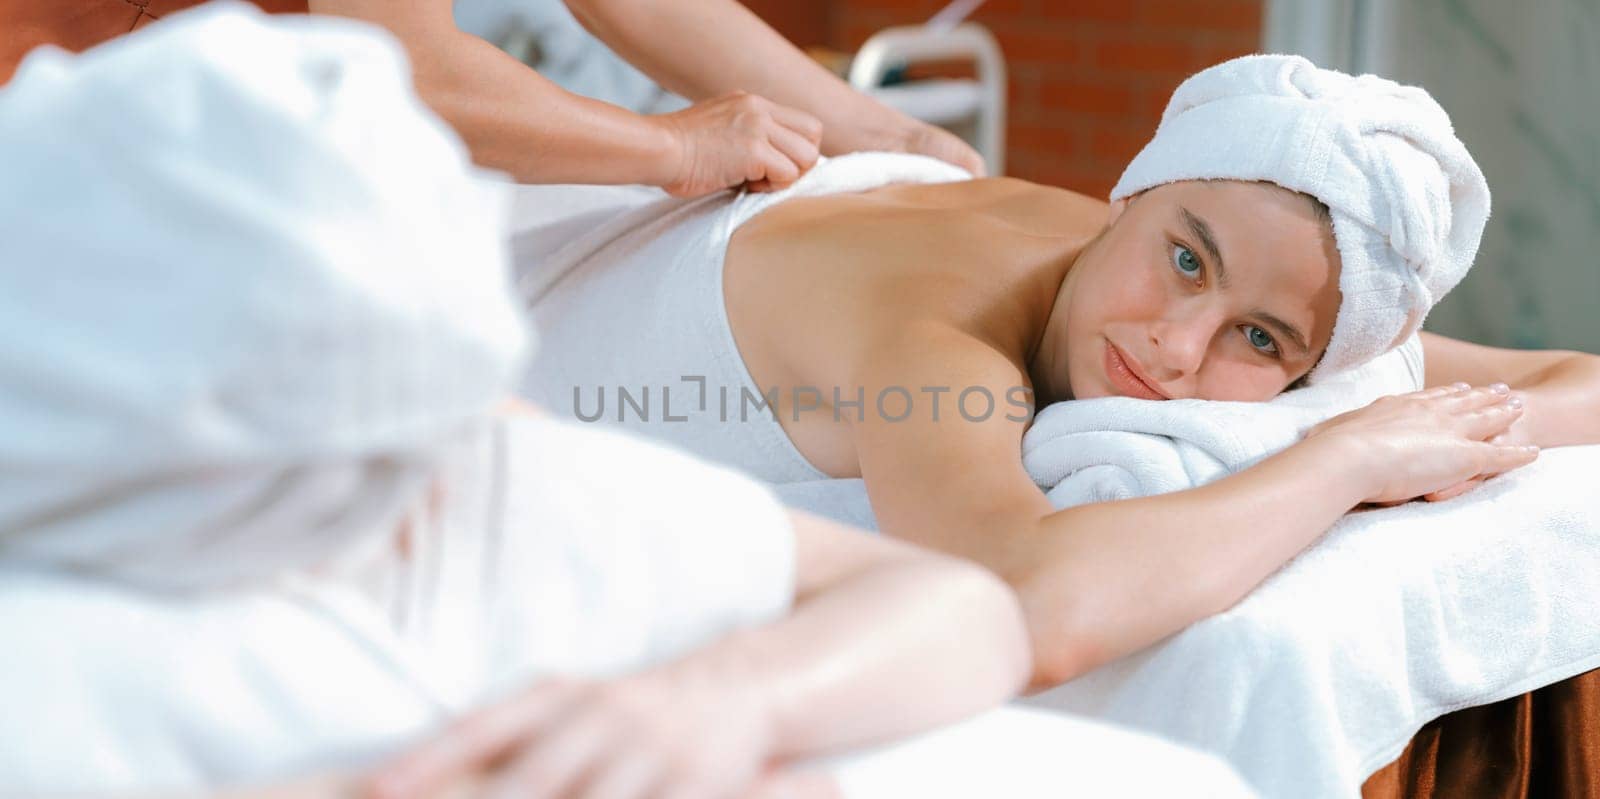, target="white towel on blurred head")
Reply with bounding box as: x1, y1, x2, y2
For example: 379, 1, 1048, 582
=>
0, 3, 526, 589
